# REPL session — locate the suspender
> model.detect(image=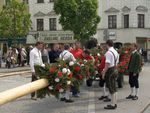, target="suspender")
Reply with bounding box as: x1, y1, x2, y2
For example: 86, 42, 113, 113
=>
61, 51, 68, 59
109, 50, 117, 66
